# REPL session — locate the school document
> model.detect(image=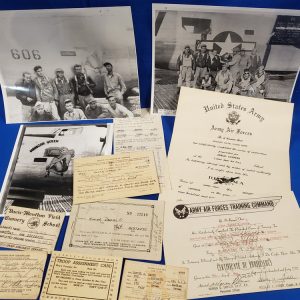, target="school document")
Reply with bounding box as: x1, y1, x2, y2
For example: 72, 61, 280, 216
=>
167, 88, 293, 201
63, 199, 164, 261
0, 206, 64, 252
164, 192, 300, 298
